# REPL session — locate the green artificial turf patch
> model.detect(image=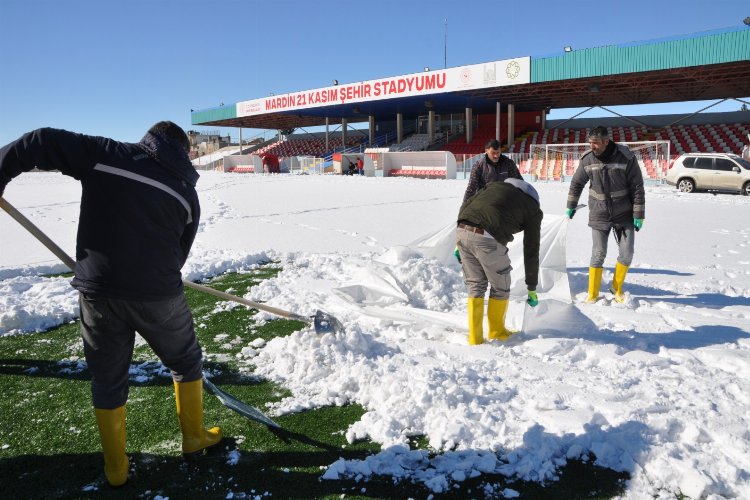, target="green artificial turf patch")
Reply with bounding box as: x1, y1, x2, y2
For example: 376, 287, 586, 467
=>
0, 265, 628, 498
